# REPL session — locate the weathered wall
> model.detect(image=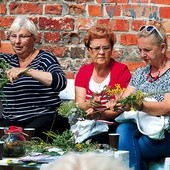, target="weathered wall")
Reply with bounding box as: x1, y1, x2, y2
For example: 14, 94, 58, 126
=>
0, 0, 170, 77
